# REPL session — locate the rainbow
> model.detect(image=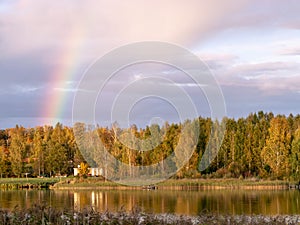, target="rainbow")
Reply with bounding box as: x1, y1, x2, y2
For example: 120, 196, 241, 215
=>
43, 27, 86, 126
